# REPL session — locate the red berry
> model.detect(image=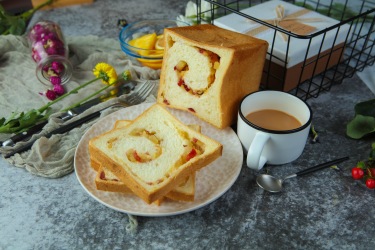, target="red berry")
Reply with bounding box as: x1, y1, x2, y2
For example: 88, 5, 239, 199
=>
351, 167, 364, 180
365, 178, 375, 189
